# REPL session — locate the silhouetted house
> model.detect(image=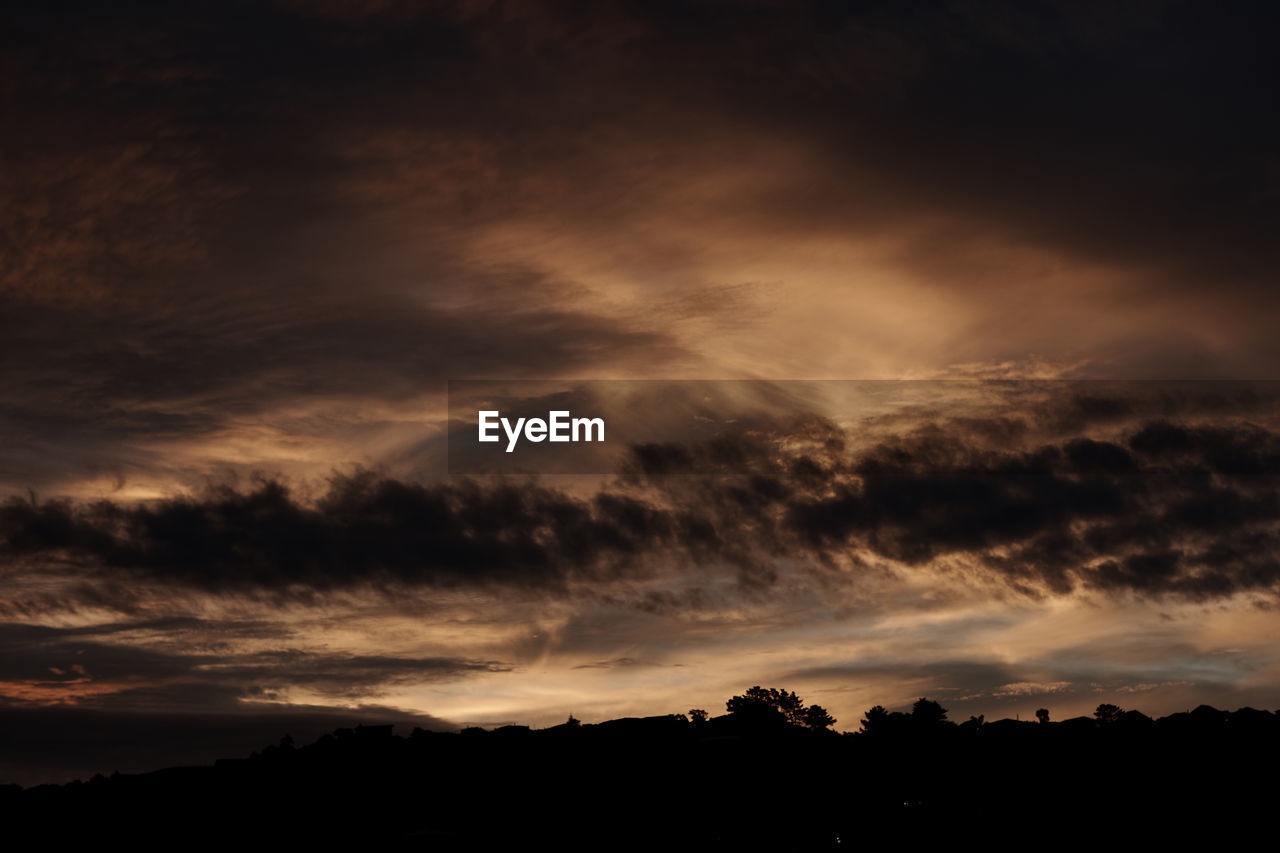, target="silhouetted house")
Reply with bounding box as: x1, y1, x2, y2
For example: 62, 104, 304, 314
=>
983, 718, 1039, 737
1190, 704, 1228, 728
592, 715, 689, 738
1156, 711, 1195, 733
1228, 707, 1276, 732
1057, 716, 1096, 732
1114, 710, 1154, 730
